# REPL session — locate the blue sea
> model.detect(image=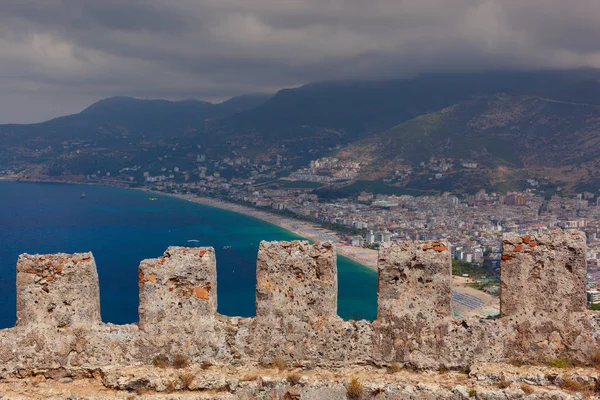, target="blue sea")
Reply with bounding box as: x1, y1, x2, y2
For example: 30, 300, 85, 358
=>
0, 182, 377, 328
